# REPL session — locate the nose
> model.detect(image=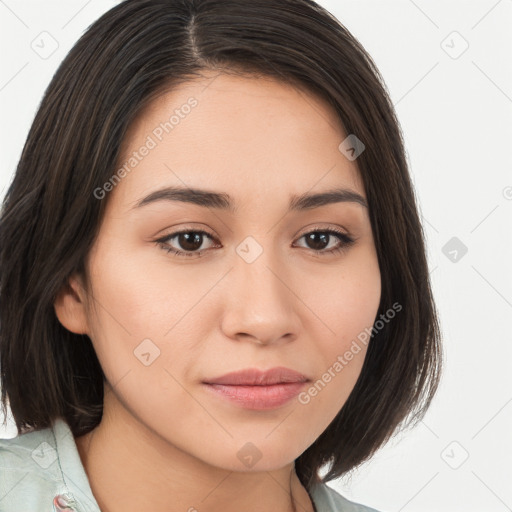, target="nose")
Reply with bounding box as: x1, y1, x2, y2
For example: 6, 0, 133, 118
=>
220, 243, 301, 346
